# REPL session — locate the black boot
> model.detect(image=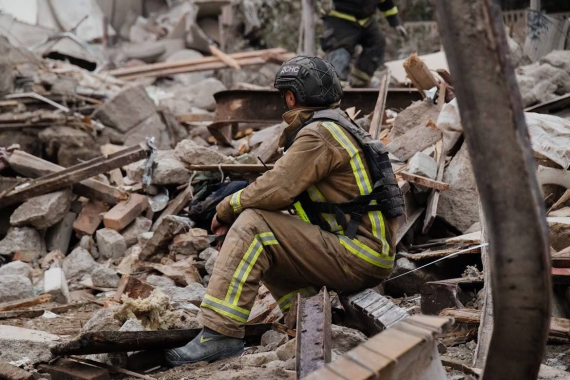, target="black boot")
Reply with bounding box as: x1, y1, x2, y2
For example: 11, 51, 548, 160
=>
165, 327, 244, 367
